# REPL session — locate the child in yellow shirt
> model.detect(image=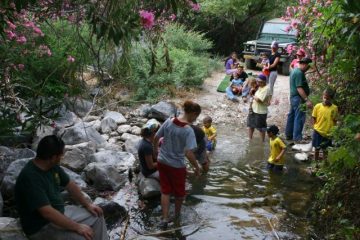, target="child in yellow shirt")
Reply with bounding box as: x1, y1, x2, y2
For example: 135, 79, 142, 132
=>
312, 89, 338, 163
267, 125, 286, 171
202, 116, 217, 151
